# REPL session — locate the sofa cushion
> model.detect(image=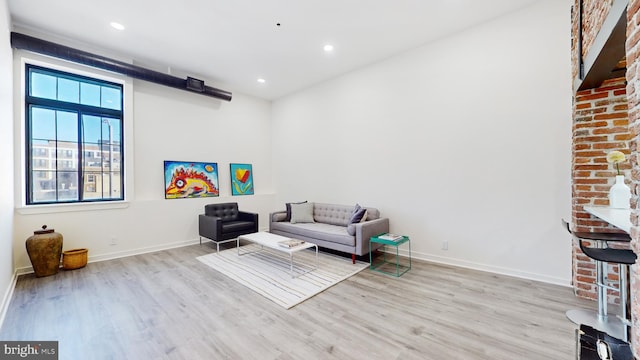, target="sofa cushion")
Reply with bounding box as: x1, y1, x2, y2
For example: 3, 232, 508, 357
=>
347, 224, 356, 236
285, 201, 307, 221
313, 203, 354, 226
290, 202, 315, 224
270, 222, 355, 247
